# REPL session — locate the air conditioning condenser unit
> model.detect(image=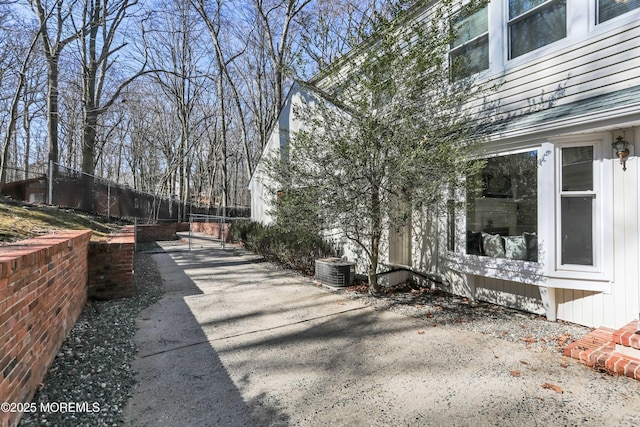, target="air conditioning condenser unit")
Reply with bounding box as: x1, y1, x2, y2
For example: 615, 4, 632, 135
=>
315, 258, 356, 288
